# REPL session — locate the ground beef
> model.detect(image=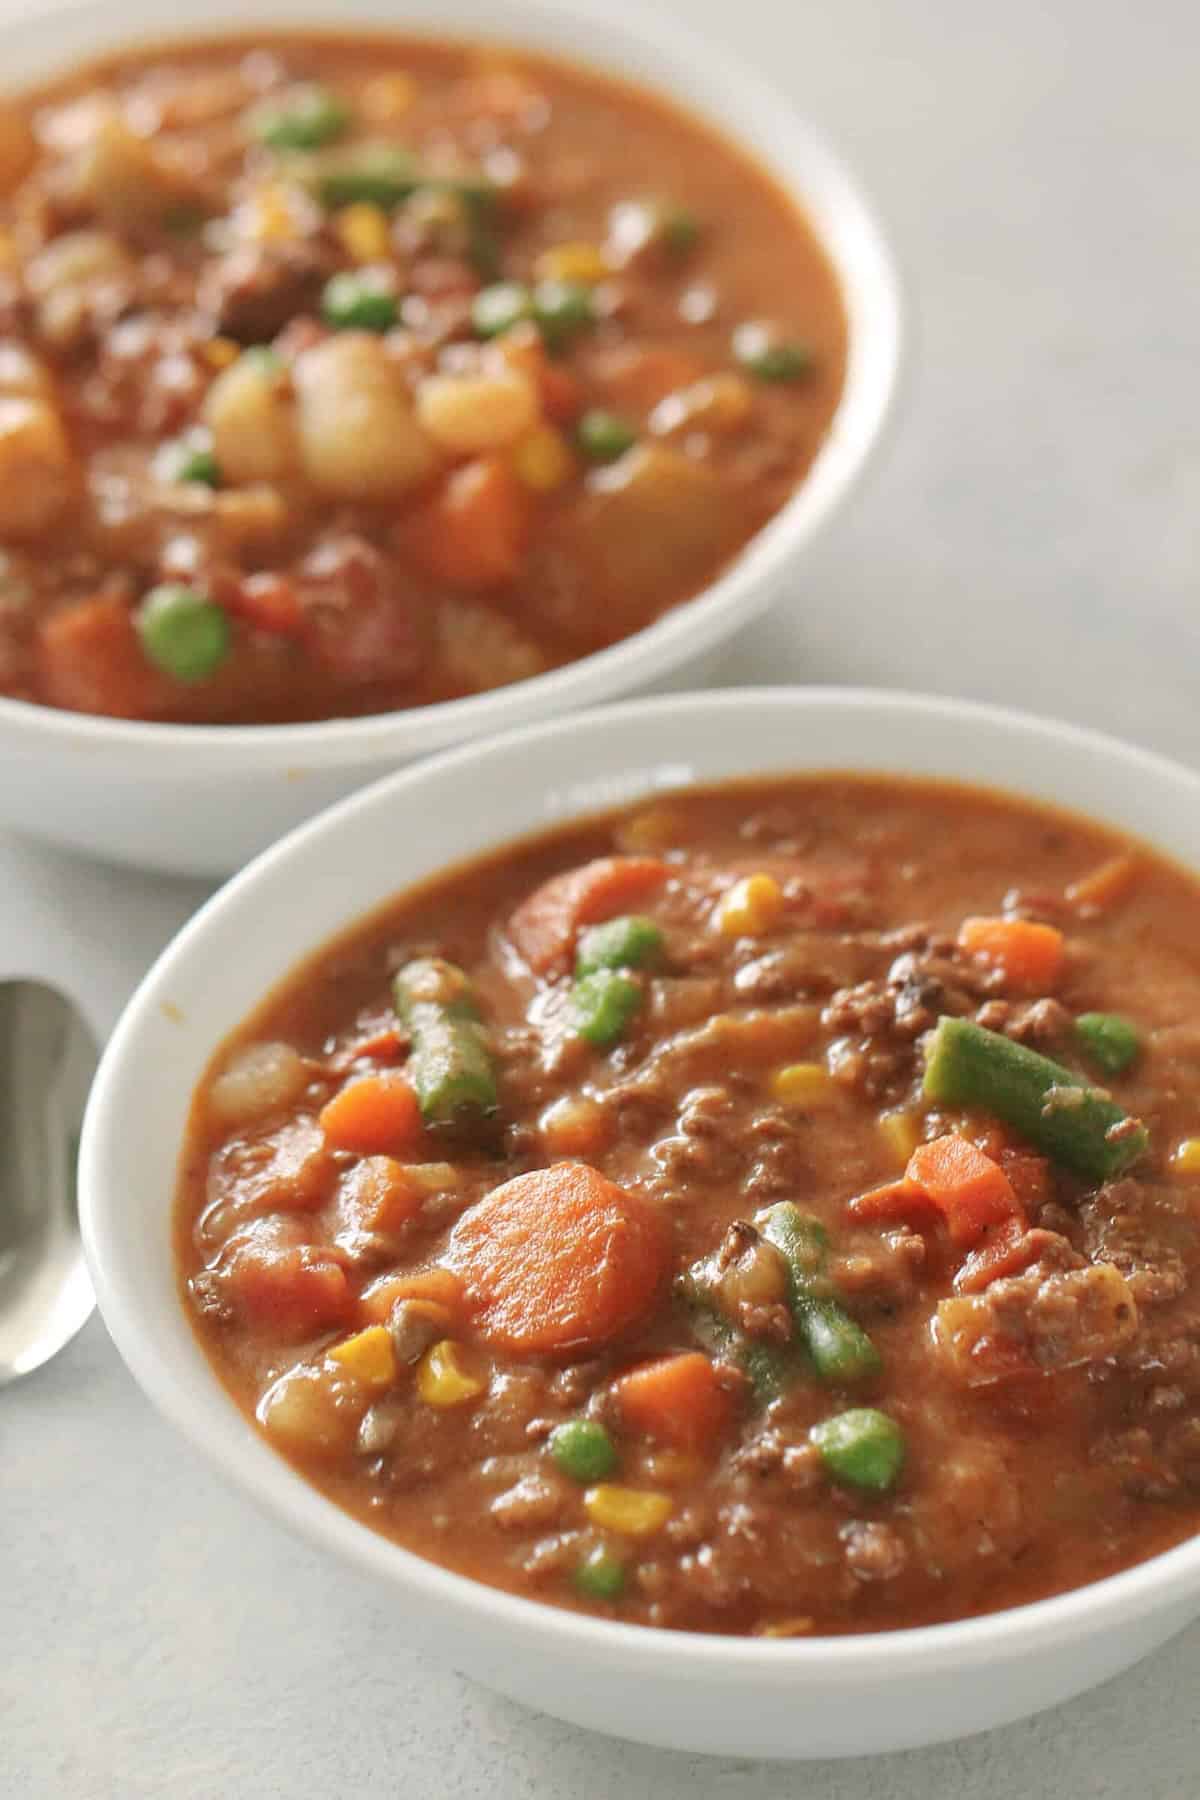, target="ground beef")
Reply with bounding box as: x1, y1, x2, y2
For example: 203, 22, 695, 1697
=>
935, 1259, 1138, 1384
199, 240, 337, 340
841, 1519, 908, 1582
974, 996, 1073, 1047
1080, 1180, 1196, 1307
